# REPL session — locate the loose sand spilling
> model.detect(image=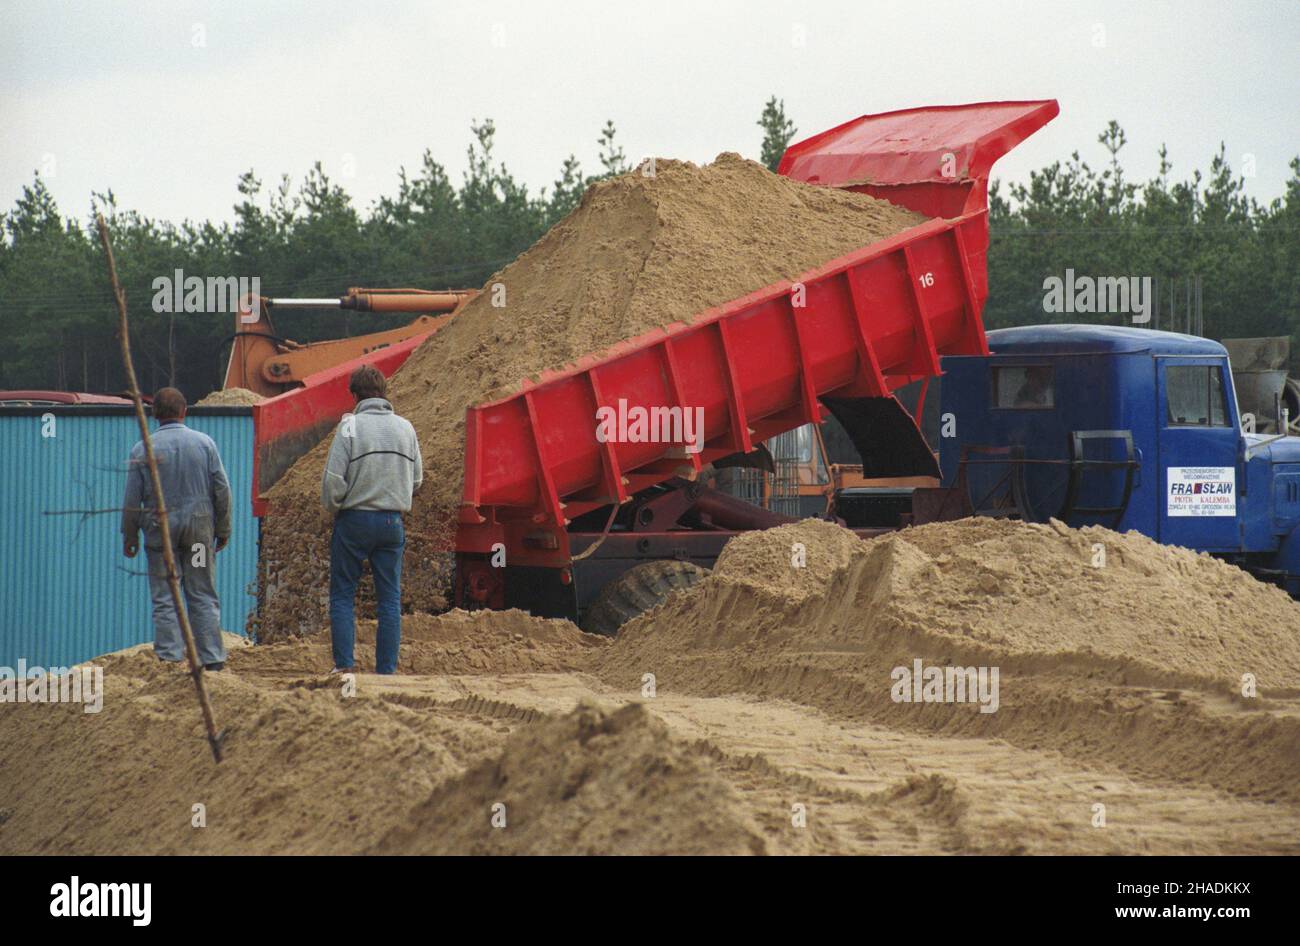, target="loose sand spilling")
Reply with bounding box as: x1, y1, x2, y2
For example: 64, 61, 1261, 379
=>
195, 387, 264, 407
254, 153, 927, 638
5, 518, 1299, 855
